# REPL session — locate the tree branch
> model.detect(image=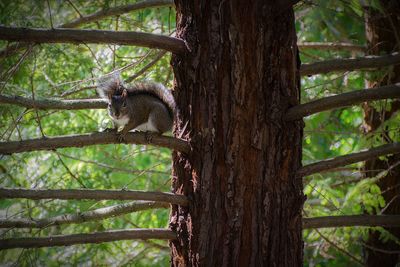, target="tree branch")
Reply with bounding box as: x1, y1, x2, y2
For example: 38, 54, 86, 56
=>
0, 201, 169, 228
1, 215, 399, 249
62, 0, 174, 28
6, 83, 397, 119
301, 52, 400, 76
284, 83, 400, 121
0, 188, 188, 206
298, 143, 400, 177
15, 200, 396, 229
0, 228, 175, 250
0, 26, 186, 54
0, 95, 106, 110
0, 0, 174, 58
303, 215, 400, 229
0, 131, 190, 154
298, 42, 366, 52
